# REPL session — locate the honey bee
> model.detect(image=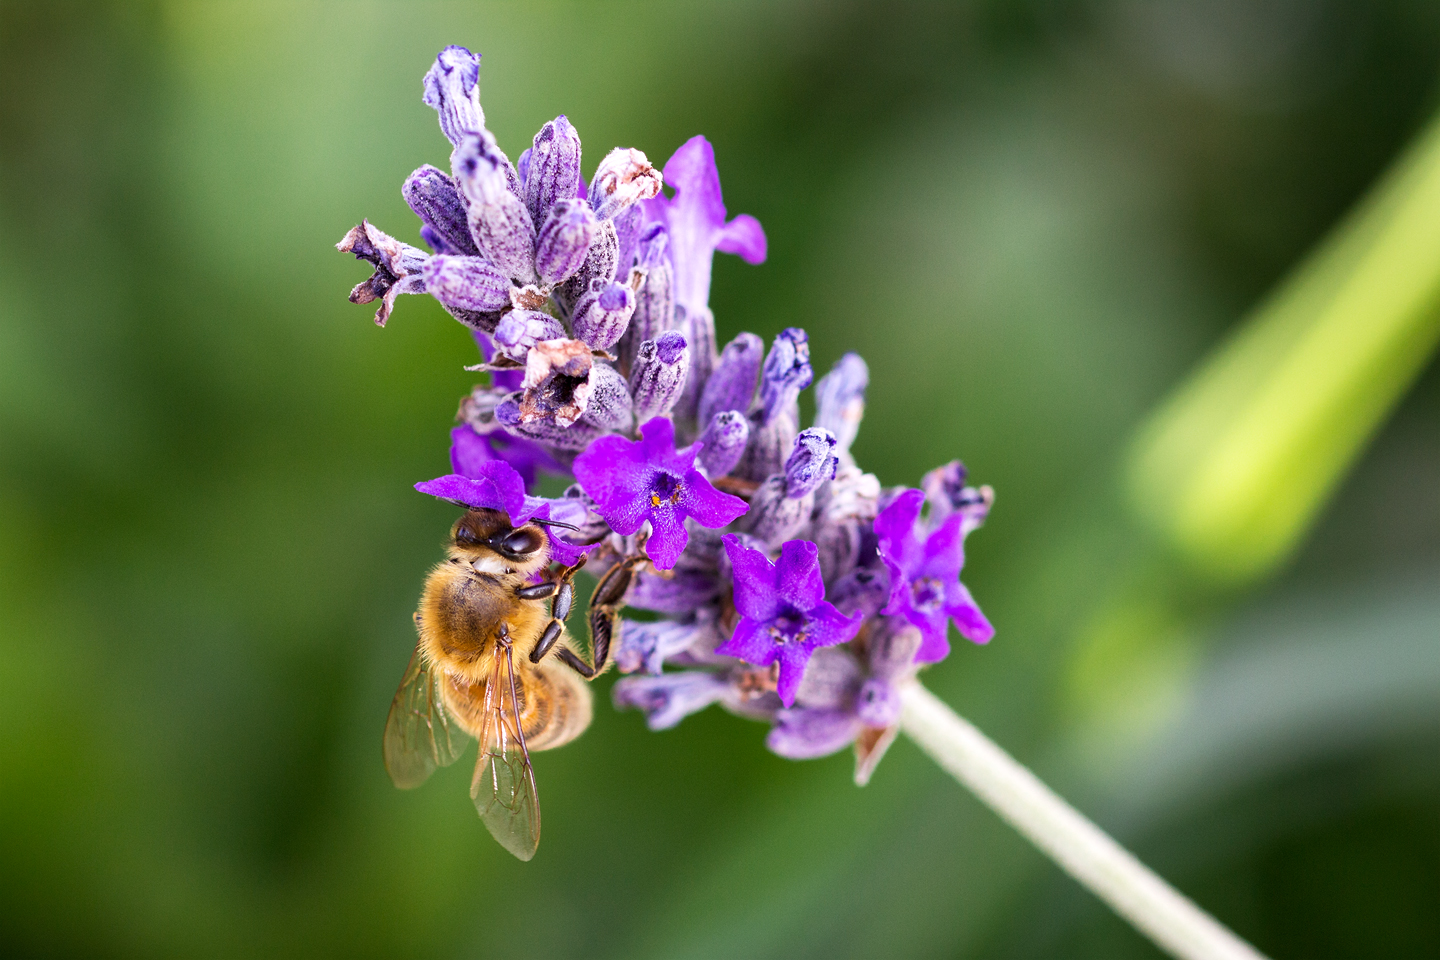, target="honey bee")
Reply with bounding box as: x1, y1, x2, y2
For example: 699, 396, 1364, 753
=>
382, 508, 645, 860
